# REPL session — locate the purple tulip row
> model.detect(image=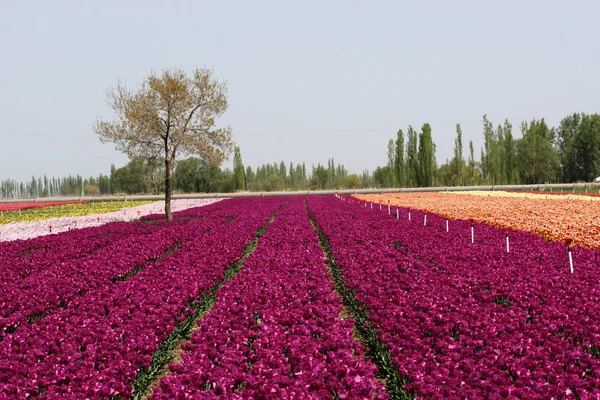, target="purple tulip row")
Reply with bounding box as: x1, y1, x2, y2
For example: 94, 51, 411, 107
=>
0, 220, 146, 272
307, 195, 600, 399
0, 200, 229, 277
0, 200, 239, 340
0, 198, 284, 398
152, 197, 386, 400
